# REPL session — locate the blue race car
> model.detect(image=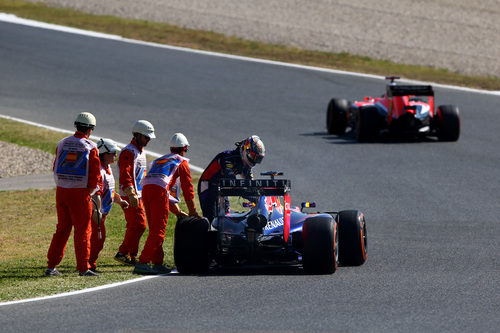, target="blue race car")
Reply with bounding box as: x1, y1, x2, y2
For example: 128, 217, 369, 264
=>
174, 171, 367, 274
